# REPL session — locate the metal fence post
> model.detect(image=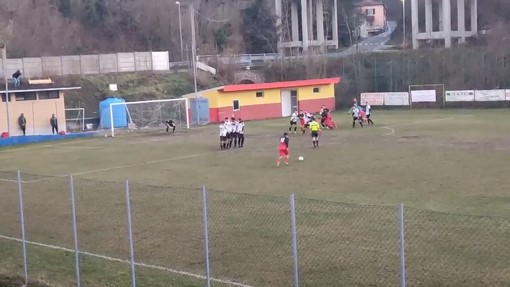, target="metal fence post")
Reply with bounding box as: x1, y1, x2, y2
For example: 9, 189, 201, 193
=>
69, 175, 81, 287
290, 194, 300, 287
125, 181, 137, 287
399, 203, 406, 287
17, 170, 29, 285
201, 186, 211, 287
